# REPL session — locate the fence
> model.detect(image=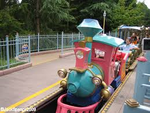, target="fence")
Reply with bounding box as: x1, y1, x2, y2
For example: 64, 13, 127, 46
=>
18, 32, 83, 54
0, 35, 30, 70
0, 32, 83, 70
123, 51, 150, 113
133, 52, 150, 106
106, 31, 118, 37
